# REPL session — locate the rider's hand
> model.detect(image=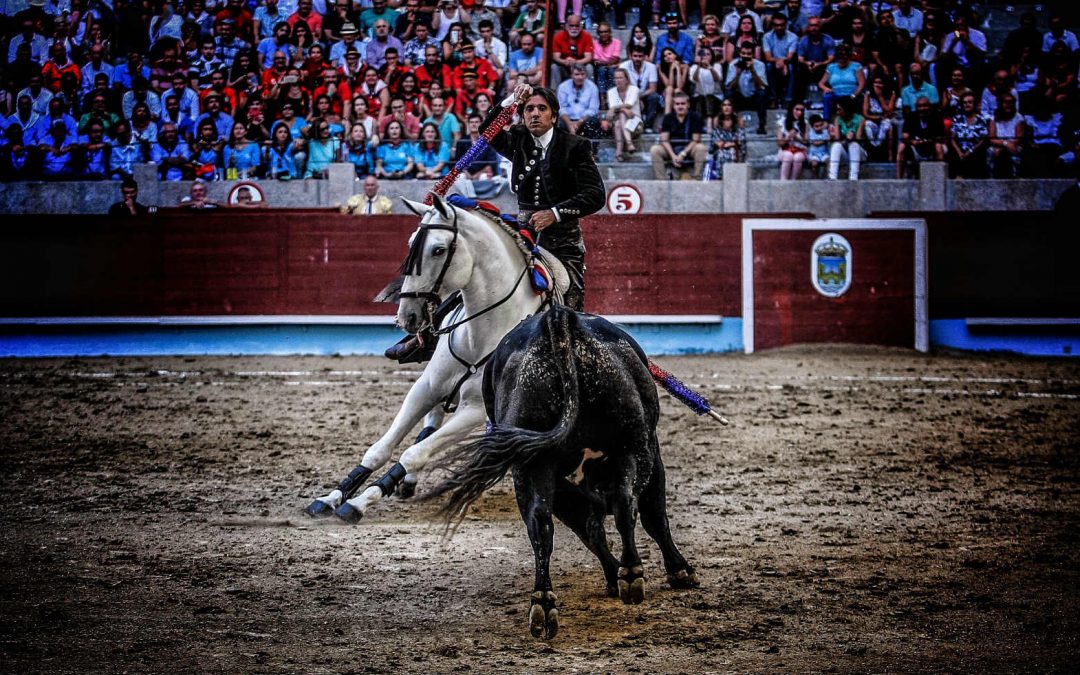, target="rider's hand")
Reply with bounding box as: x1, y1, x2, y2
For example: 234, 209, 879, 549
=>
529, 209, 556, 231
